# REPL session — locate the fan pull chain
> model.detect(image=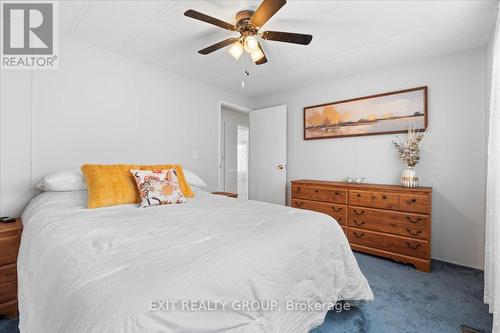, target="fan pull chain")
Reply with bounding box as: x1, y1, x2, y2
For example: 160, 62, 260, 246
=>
241, 53, 250, 88
242, 70, 249, 88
